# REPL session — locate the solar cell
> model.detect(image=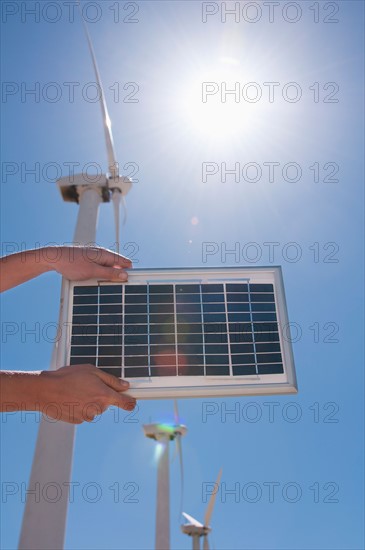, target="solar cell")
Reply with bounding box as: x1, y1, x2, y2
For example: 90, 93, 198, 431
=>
64, 267, 297, 398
